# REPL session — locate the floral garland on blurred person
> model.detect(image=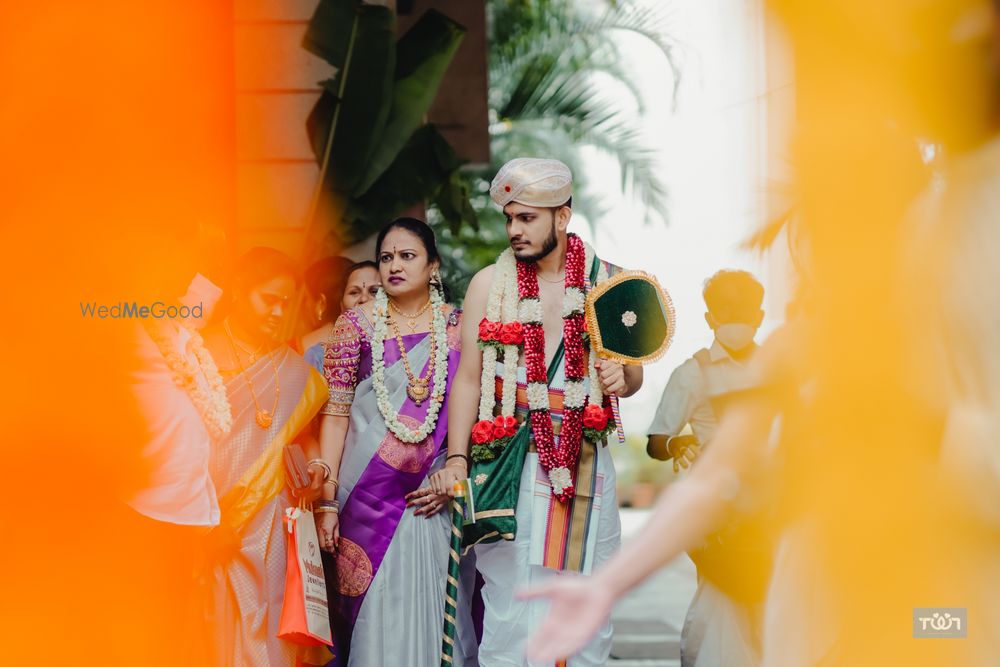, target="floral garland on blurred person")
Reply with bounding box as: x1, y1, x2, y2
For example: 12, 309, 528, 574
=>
371, 287, 450, 443
472, 233, 613, 502
143, 318, 232, 439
